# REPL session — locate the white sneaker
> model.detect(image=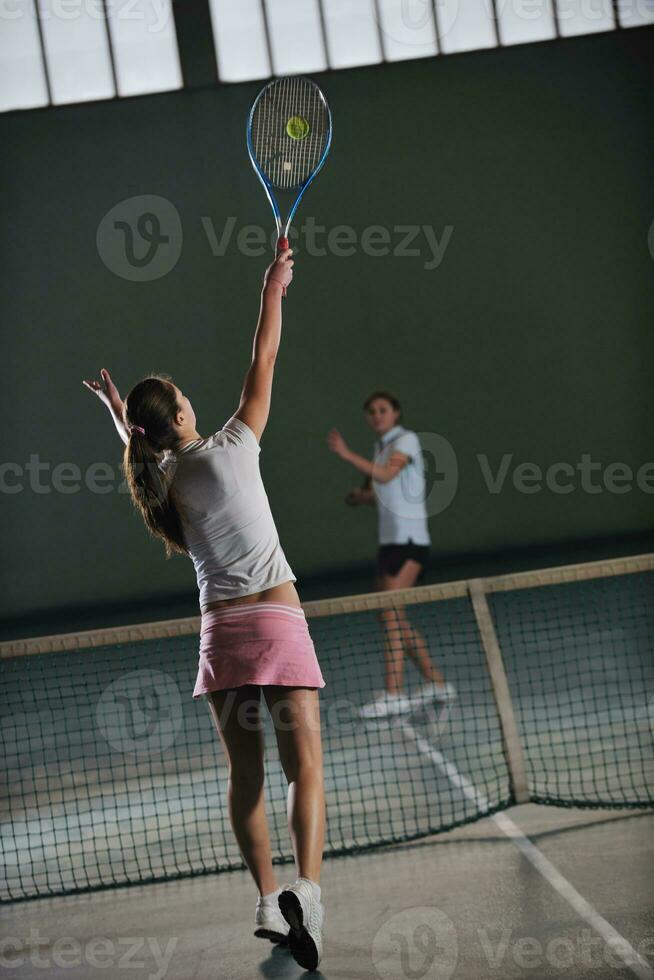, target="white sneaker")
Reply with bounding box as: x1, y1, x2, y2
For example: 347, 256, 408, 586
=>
278, 879, 324, 971
254, 897, 289, 945
358, 691, 413, 719
415, 681, 457, 704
